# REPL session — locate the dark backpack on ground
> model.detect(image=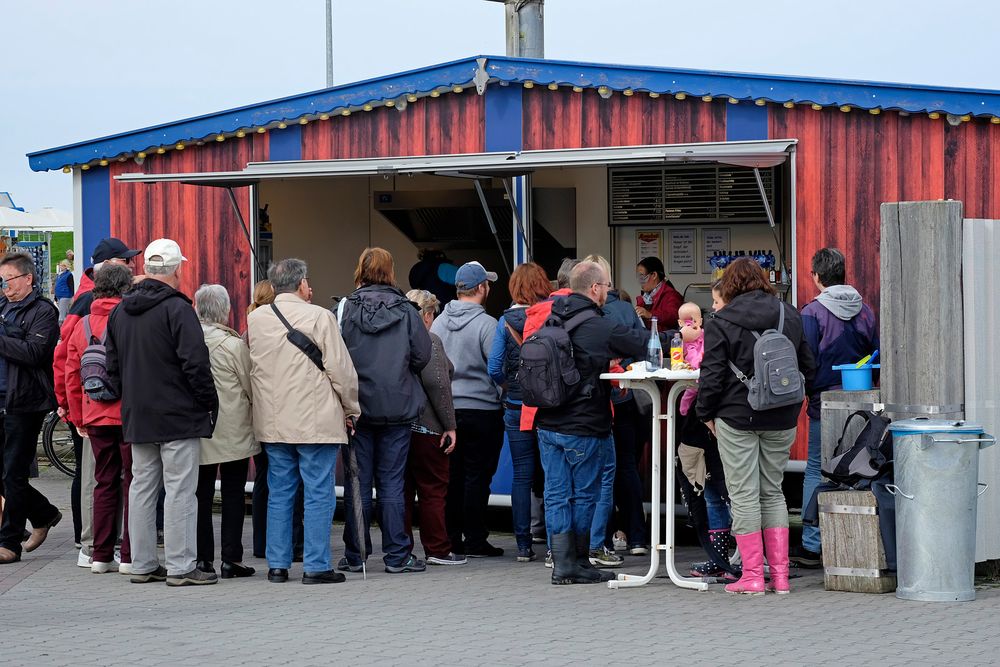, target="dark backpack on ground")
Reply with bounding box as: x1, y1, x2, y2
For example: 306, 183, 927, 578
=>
518, 310, 597, 409
80, 316, 119, 402
823, 410, 893, 488
728, 301, 805, 411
